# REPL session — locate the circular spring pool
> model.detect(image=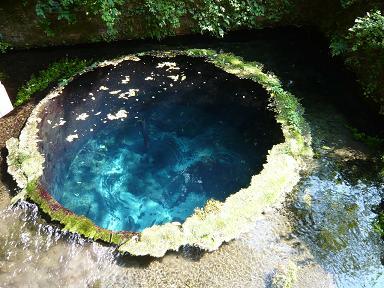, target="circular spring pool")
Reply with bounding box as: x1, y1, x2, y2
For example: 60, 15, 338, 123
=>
37, 55, 283, 232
